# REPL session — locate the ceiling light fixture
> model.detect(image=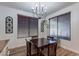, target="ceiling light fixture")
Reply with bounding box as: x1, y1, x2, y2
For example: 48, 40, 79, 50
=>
32, 2, 47, 19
